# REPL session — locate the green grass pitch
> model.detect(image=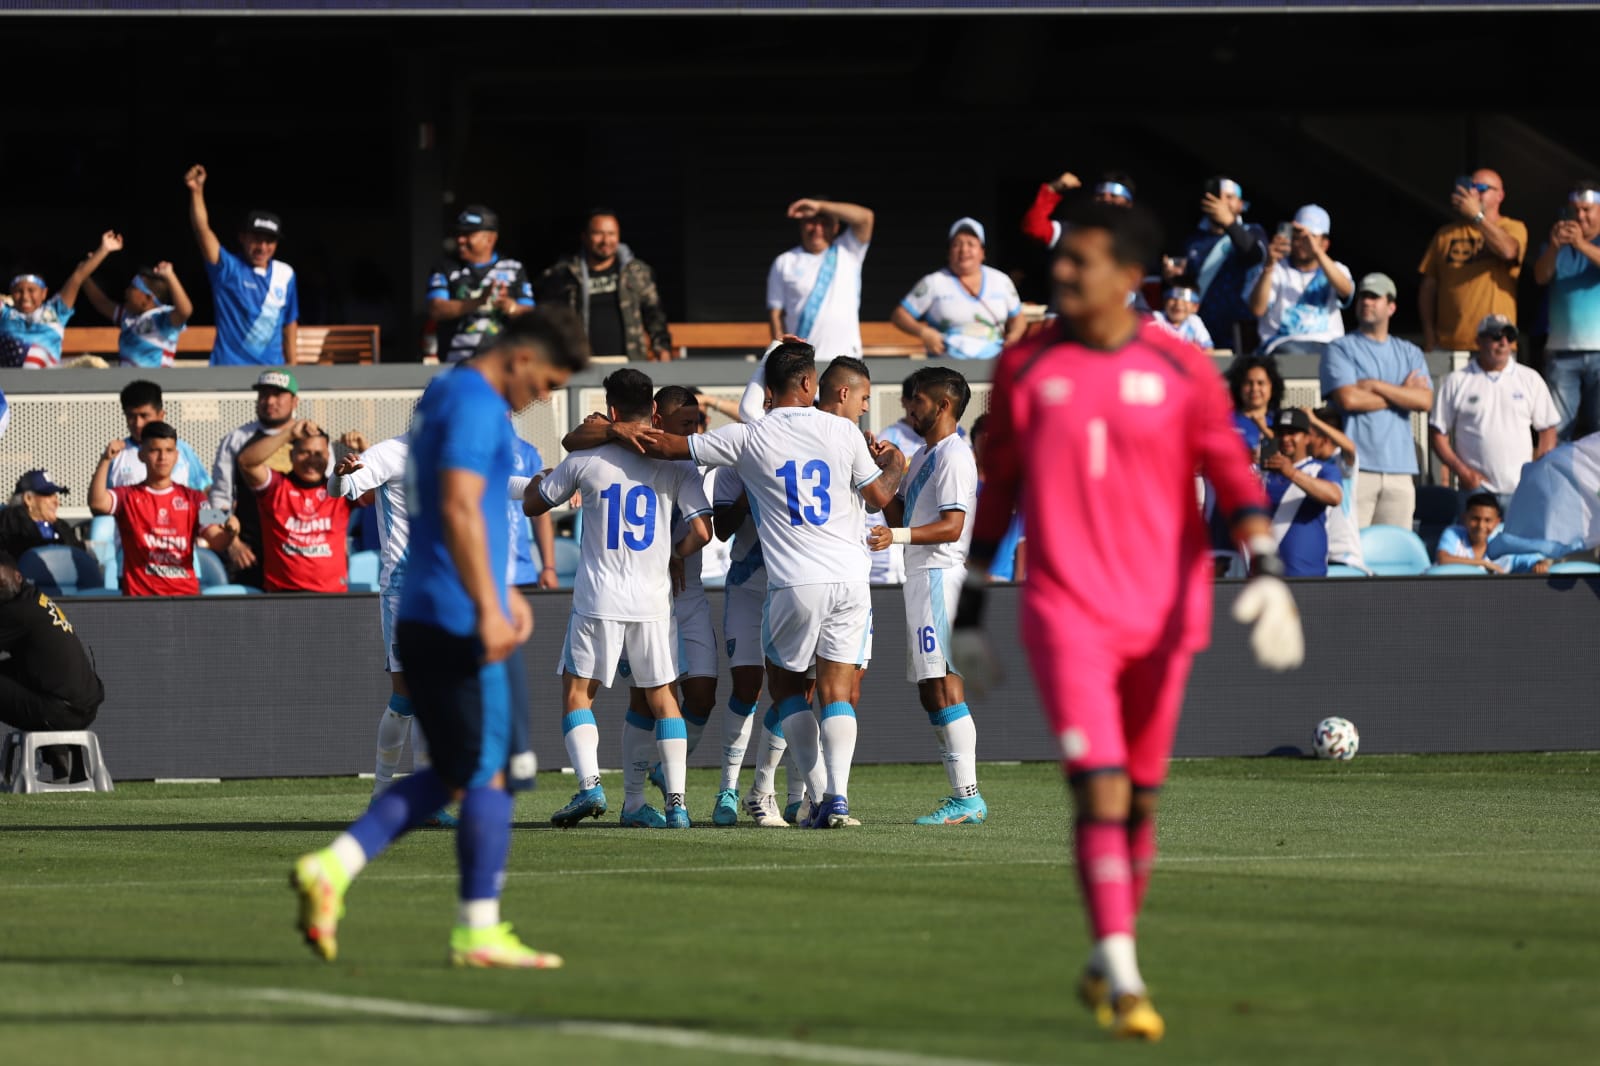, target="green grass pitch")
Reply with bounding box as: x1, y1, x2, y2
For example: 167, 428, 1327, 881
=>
2, 755, 1597, 1064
